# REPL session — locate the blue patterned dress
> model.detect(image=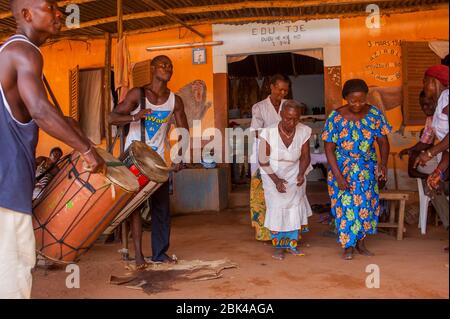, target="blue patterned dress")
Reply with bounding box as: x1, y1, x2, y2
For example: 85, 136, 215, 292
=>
321, 106, 392, 248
